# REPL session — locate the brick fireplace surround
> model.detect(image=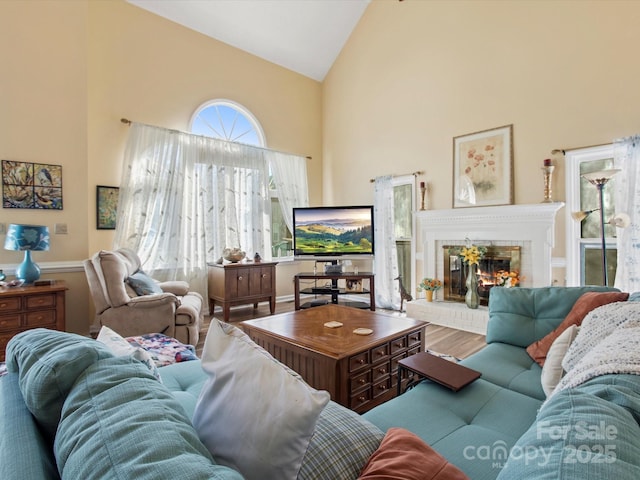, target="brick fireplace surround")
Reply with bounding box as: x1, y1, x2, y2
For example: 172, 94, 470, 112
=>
407, 203, 564, 335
